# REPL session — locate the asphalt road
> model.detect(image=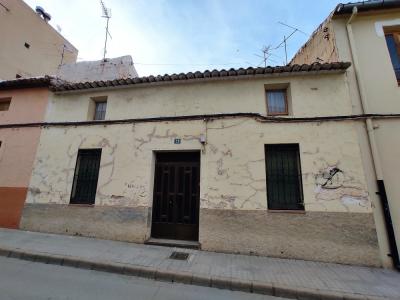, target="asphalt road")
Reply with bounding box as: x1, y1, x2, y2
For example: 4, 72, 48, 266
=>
0, 256, 287, 300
